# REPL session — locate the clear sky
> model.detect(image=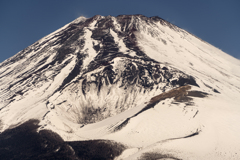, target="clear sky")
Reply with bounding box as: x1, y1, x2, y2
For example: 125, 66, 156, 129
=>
0, 0, 240, 63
